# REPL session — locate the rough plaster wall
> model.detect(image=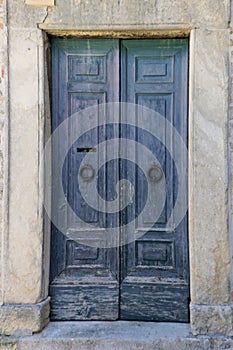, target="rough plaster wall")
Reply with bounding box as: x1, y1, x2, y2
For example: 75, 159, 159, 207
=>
230, 1, 233, 299
0, 0, 231, 310
0, 0, 229, 338
0, 0, 6, 304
